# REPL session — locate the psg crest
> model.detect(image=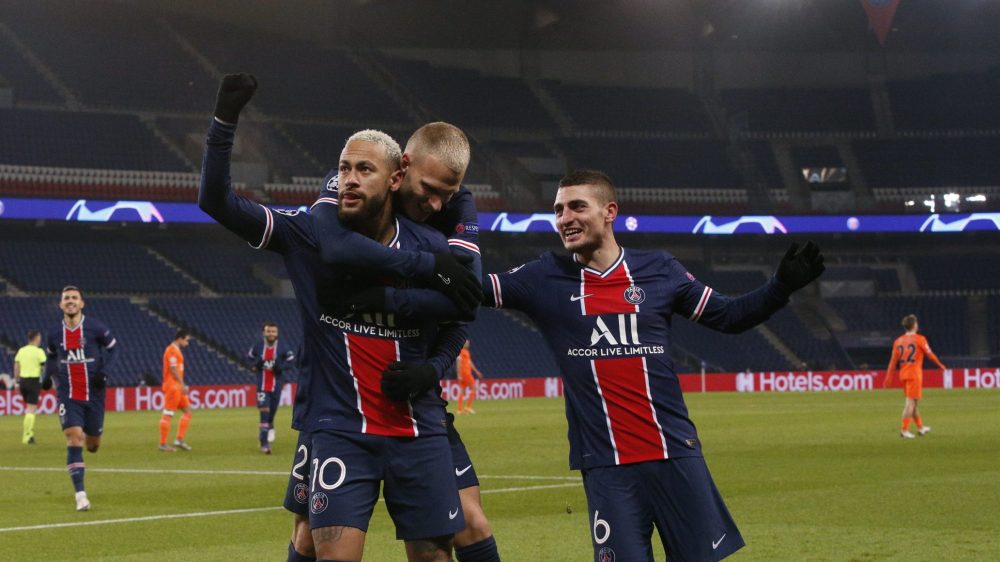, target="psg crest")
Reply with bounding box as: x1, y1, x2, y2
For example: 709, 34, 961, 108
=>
310, 492, 329, 514
294, 483, 309, 504
599, 547, 616, 562
623, 285, 645, 305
